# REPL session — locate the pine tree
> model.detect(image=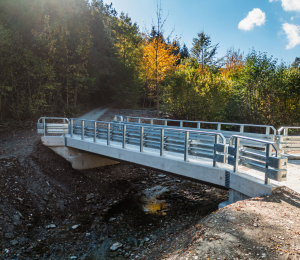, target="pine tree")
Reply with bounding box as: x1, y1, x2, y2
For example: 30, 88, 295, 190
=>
191, 32, 221, 69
